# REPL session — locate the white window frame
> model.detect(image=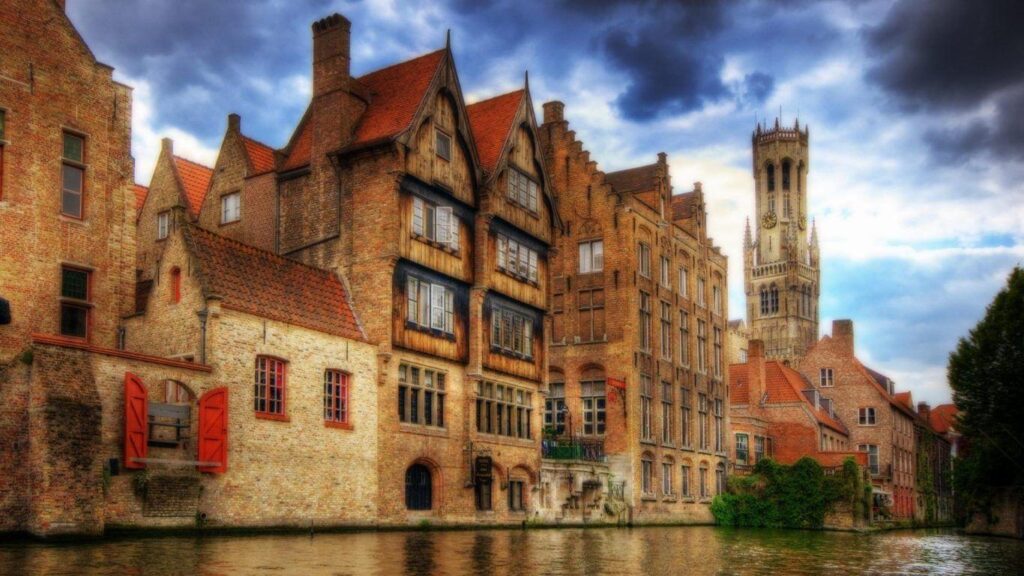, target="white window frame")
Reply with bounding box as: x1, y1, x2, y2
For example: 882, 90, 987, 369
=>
407, 276, 454, 335
638, 243, 651, 278
221, 192, 241, 224
412, 196, 460, 252
157, 211, 170, 240
820, 368, 834, 387
859, 407, 877, 426
578, 239, 604, 273
497, 234, 539, 283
